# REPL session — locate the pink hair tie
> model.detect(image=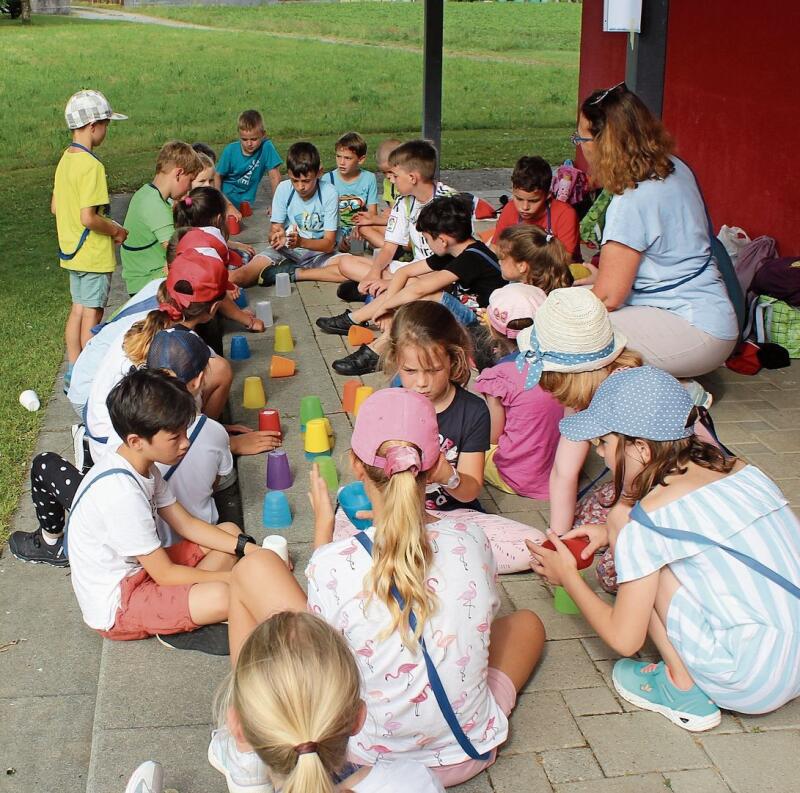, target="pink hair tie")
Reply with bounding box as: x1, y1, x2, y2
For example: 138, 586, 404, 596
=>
183, 196, 193, 207
383, 446, 421, 477
158, 302, 183, 321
